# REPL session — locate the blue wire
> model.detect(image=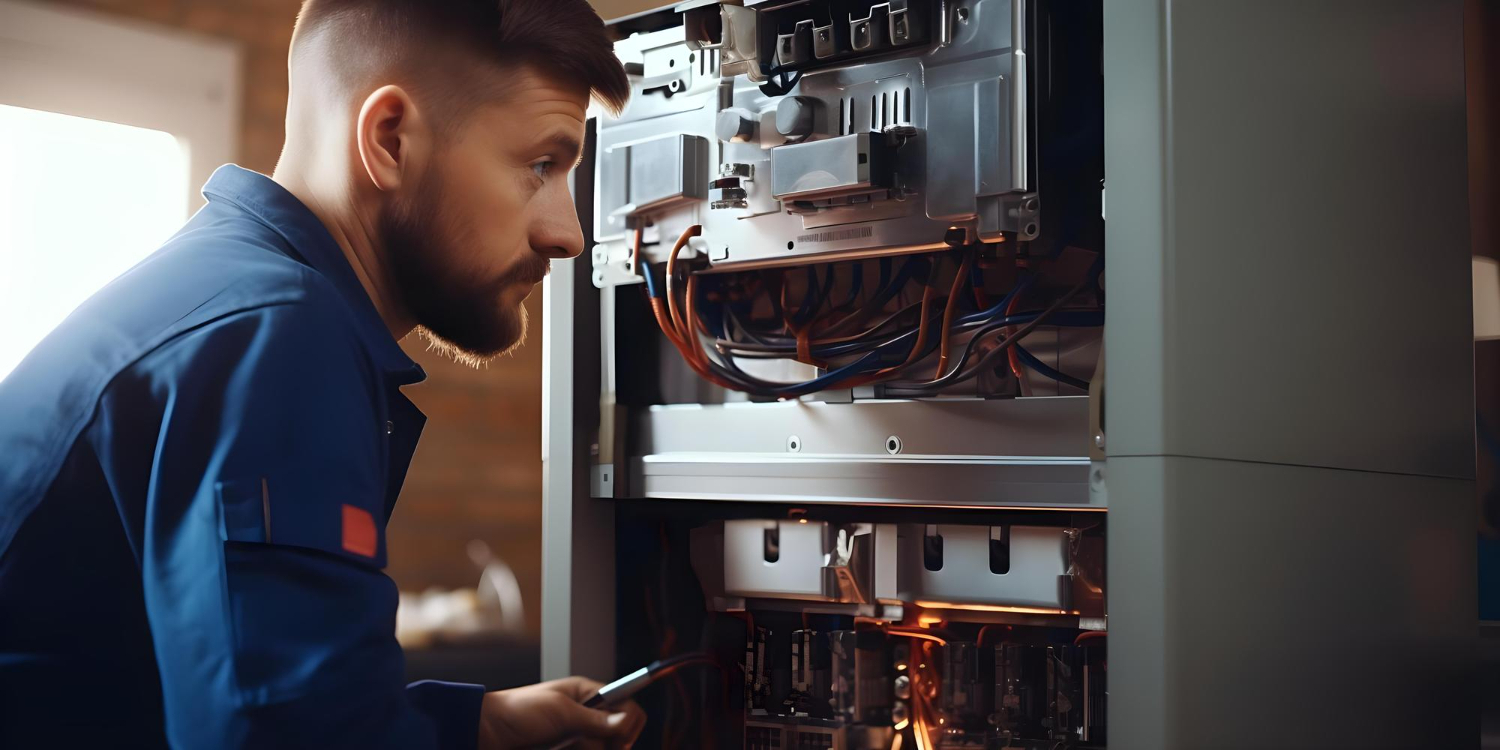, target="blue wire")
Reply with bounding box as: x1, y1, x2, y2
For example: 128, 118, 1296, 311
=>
839, 263, 864, 309
792, 266, 820, 326
1013, 345, 1091, 391
813, 309, 1101, 358
956, 270, 1036, 327
695, 256, 1100, 398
